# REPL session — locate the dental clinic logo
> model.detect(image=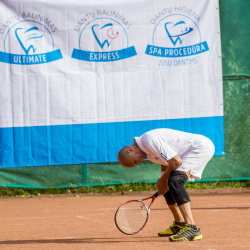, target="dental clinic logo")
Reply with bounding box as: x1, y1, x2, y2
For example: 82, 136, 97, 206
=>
72, 18, 137, 62
145, 14, 209, 58
0, 20, 62, 65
